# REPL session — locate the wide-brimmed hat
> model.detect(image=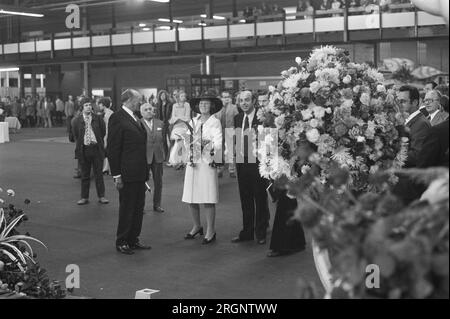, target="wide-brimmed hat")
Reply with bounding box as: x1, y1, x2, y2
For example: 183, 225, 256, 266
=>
190, 91, 223, 115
